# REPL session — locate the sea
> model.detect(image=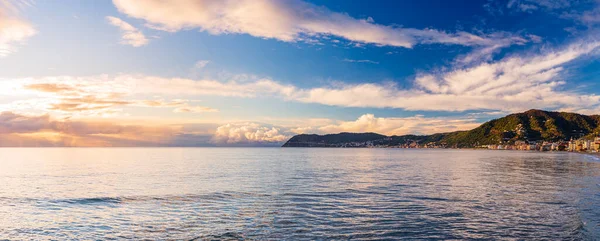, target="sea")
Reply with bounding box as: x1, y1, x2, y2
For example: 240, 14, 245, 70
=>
1, 148, 599, 240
